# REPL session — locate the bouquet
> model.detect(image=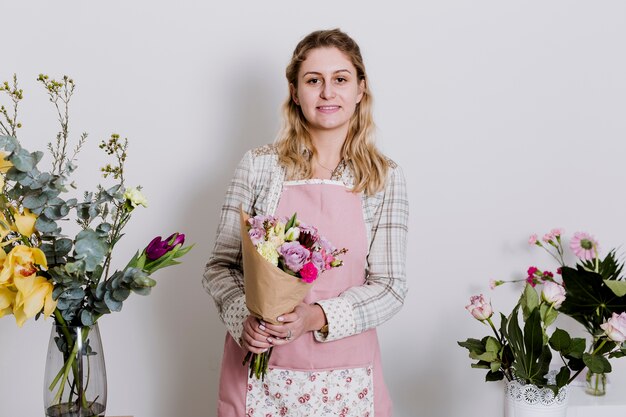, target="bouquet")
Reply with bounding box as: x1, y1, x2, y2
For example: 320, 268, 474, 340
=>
459, 283, 584, 394
525, 229, 626, 394
239, 208, 346, 379
459, 228, 626, 397
0, 74, 192, 415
